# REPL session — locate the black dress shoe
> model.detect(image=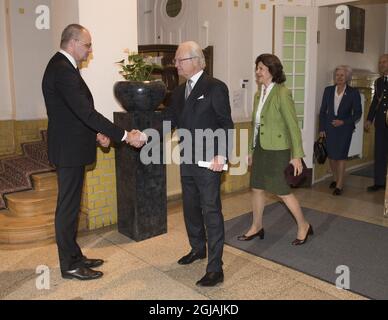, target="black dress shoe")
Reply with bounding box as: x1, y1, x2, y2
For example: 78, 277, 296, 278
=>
237, 228, 264, 241
196, 271, 224, 287
61, 267, 103, 280
177, 251, 206, 265
367, 185, 386, 192
292, 224, 314, 246
332, 187, 342, 196
82, 258, 104, 268
329, 181, 337, 189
